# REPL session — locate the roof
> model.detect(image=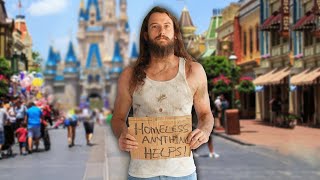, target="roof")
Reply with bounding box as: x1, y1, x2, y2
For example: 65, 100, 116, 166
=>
201, 48, 215, 58
54, 75, 64, 81
112, 41, 123, 63
14, 16, 29, 40
65, 41, 77, 63
111, 67, 123, 74
84, 0, 101, 21
45, 46, 57, 67
130, 42, 138, 59
0, 0, 8, 23
86, 43, 103, 68
206, 16, 222, 39
179, 6, 195, 27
